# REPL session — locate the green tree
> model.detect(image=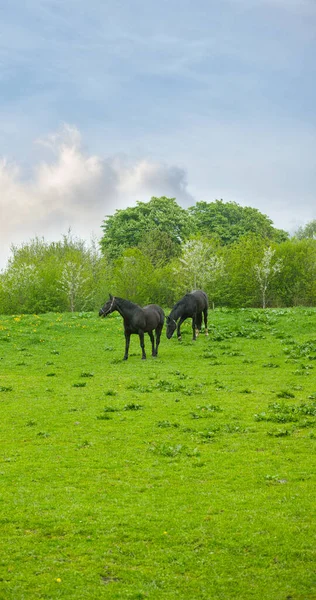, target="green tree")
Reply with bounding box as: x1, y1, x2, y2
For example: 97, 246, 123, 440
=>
110, 248, 155, 305
189, 199, 288, 245
176, 238, 225, 301
254, 247, 283, 308
0, 233, 108, 314
220, 235, 267, 307
273, 238, 316, 306
295, 219, 316, 240
1, 263, 41, 313
100, 196, 192, 260
138, 229, 181, 267
58, 262, 92, 312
